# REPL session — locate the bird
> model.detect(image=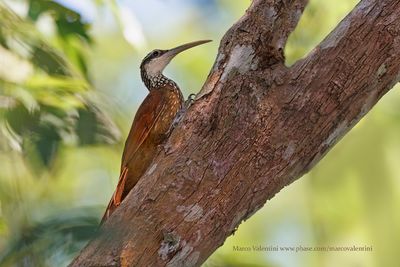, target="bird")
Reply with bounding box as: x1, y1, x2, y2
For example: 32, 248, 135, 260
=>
101, 40, 211, 223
